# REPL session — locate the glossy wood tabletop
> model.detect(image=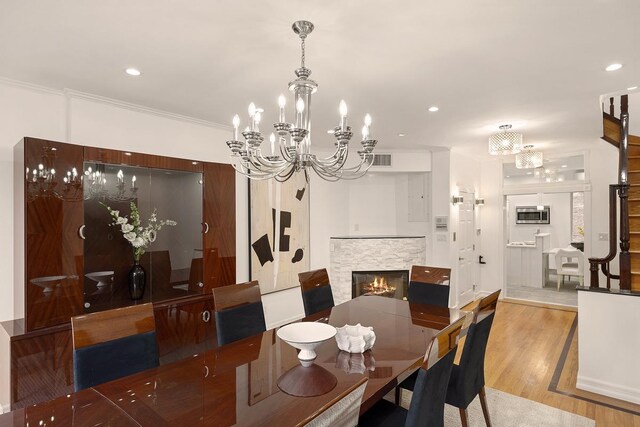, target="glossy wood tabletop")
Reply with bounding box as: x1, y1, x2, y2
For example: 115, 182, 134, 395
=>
0, 296, 462, 427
